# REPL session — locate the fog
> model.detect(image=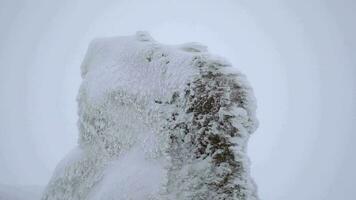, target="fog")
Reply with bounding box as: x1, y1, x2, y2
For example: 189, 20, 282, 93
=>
0, 0, 355, 199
